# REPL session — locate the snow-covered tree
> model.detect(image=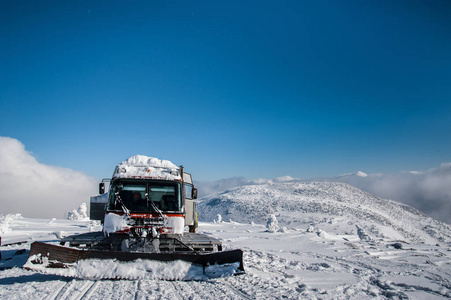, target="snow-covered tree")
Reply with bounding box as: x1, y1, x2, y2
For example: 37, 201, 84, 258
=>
266, 214, 279, 233
67, 203, 89, 221
215, 214, 222, 223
